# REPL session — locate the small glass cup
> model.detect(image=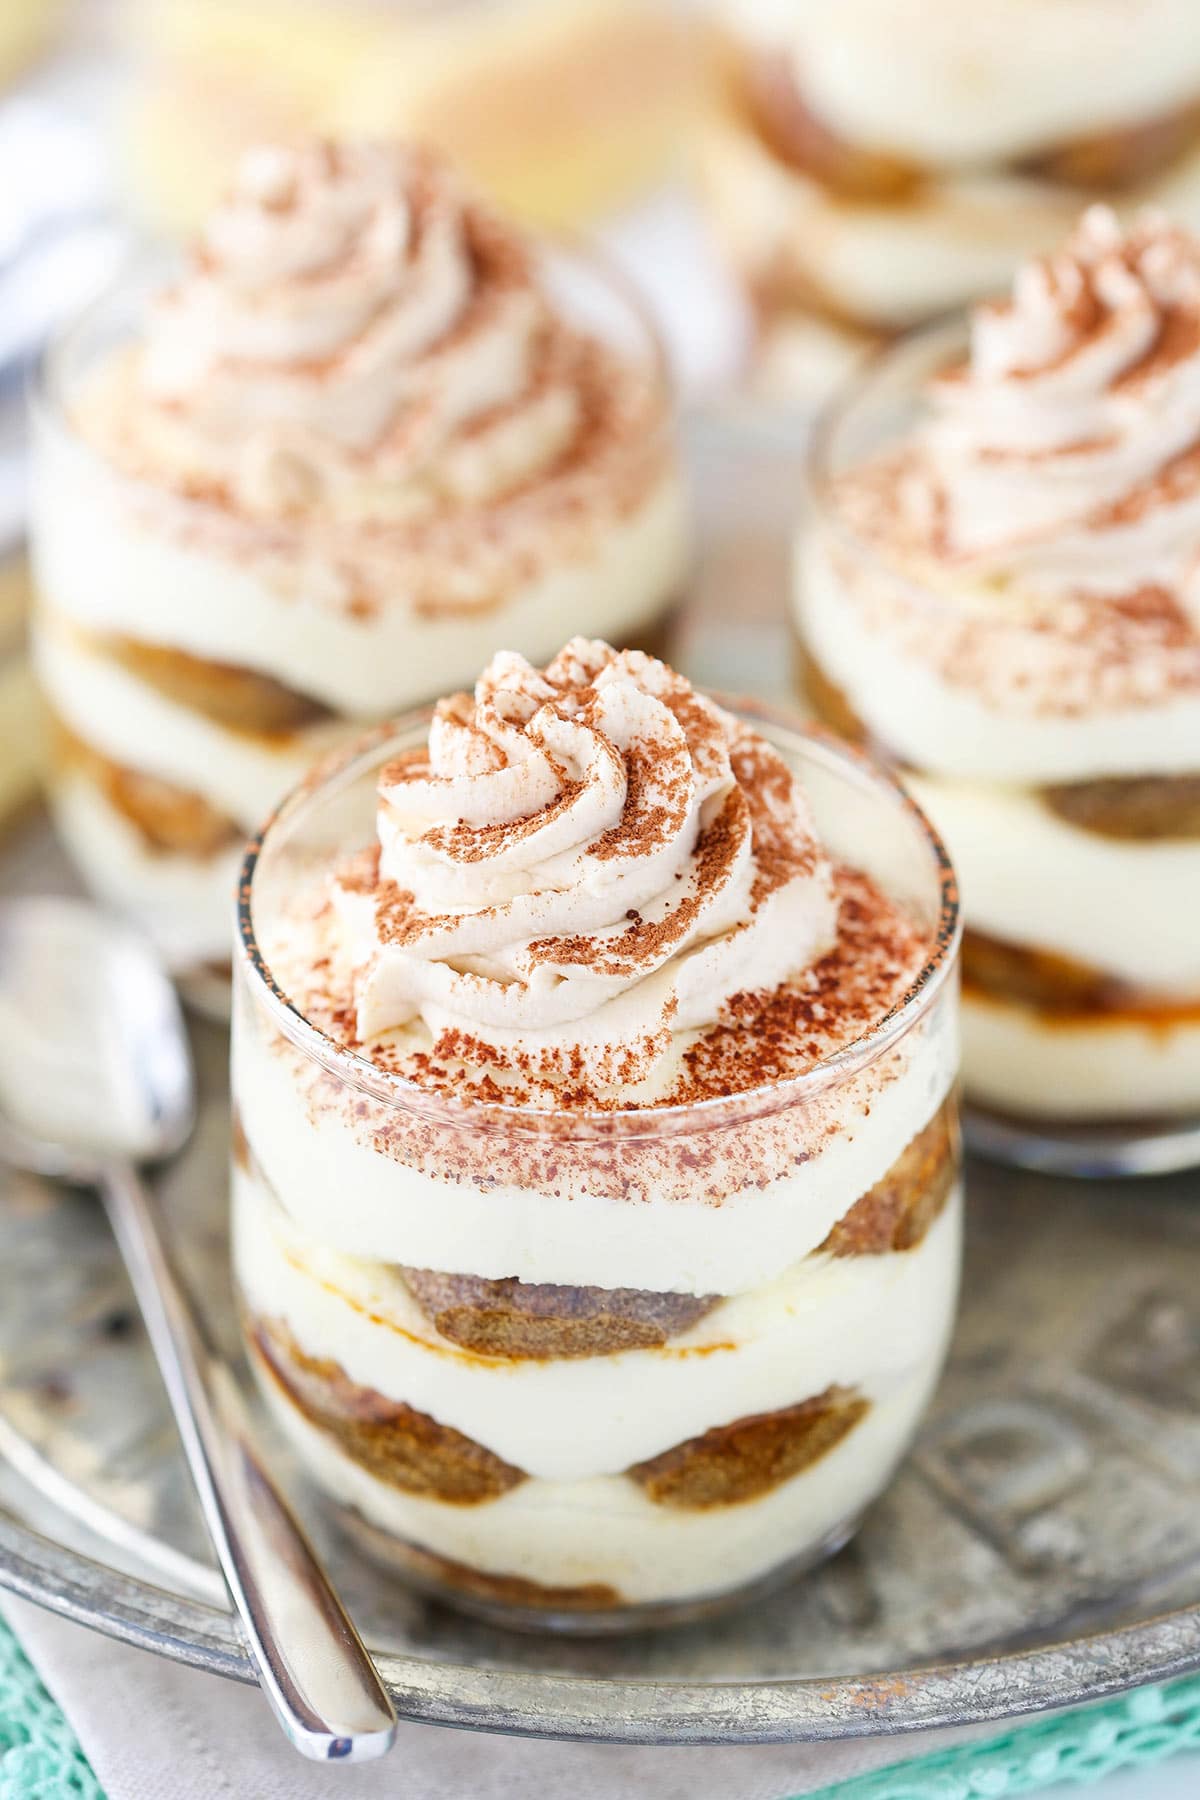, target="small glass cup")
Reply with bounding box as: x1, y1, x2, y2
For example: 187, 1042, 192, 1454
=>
795, 318, 1200, 1177
29, 240, 683, 1012
231, 702, 962, 1631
